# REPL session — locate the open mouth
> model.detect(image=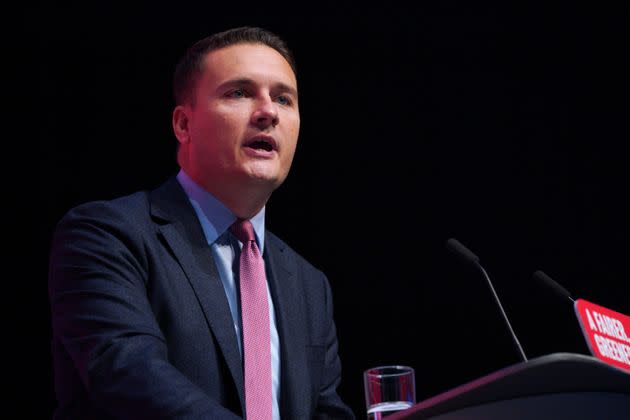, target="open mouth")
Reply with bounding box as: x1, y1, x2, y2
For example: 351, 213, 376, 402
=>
249, 139, 274, 152
245, 136, 277, 152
